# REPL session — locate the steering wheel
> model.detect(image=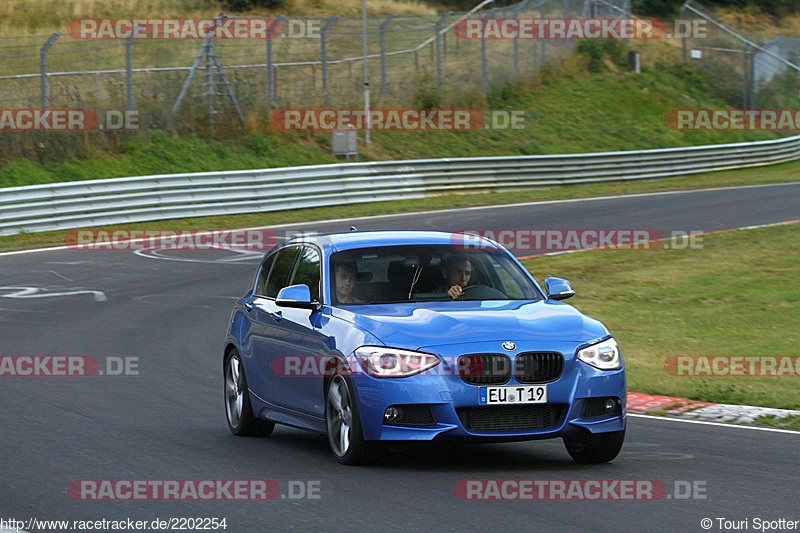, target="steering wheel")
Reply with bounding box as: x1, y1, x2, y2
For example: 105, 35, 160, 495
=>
459, 284, 484, 295
458, 284, 507, 299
